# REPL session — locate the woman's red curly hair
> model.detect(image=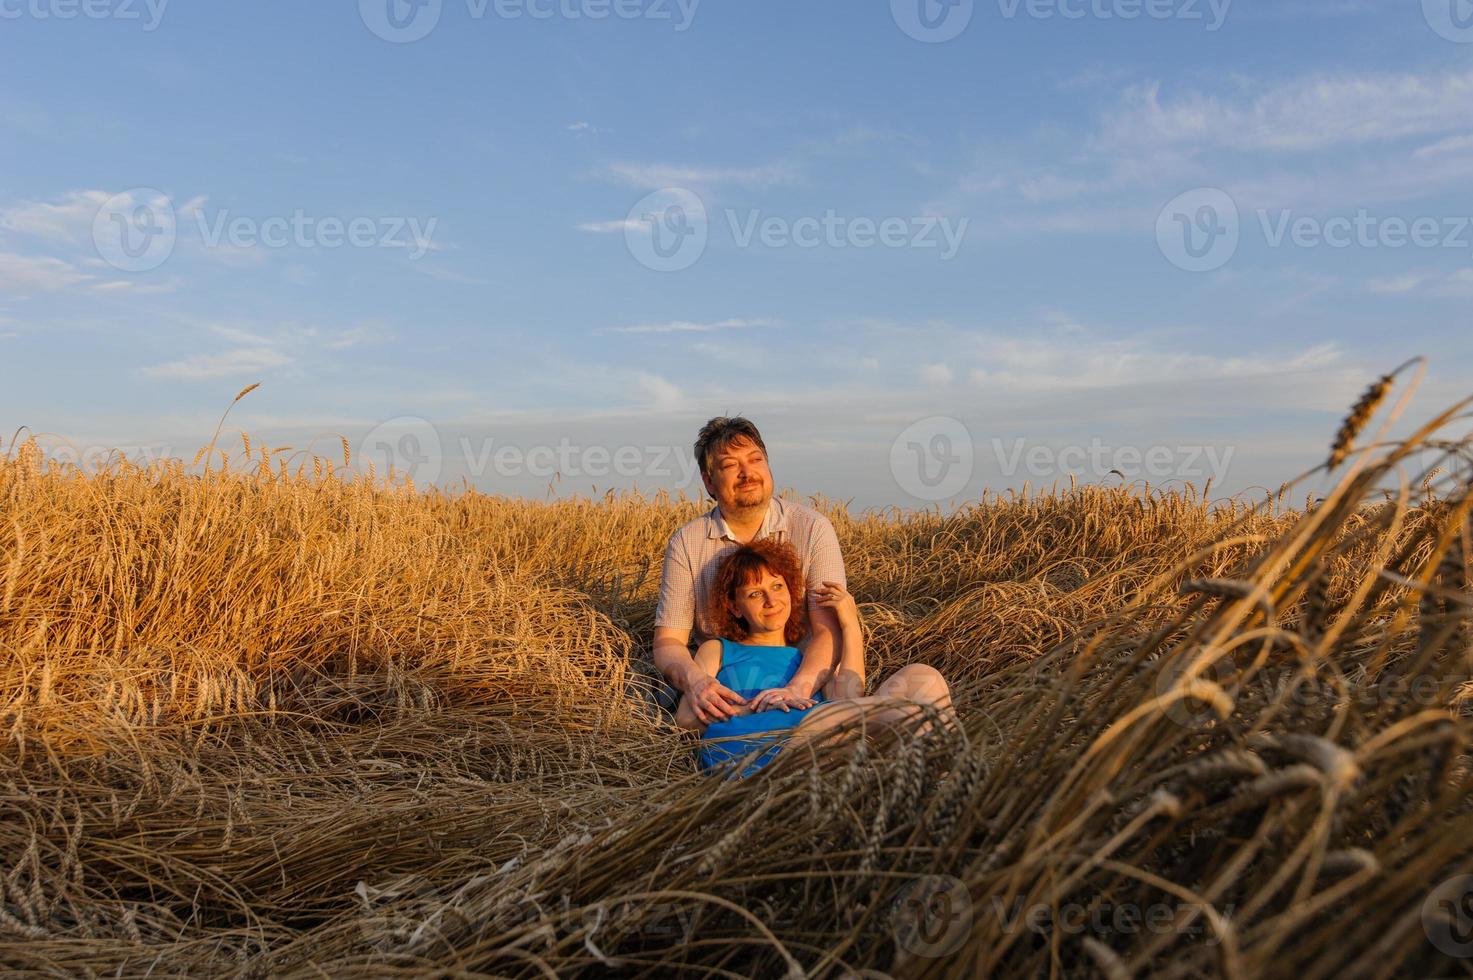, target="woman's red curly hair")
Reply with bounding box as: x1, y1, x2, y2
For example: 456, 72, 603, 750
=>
708, 539, 808, 646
